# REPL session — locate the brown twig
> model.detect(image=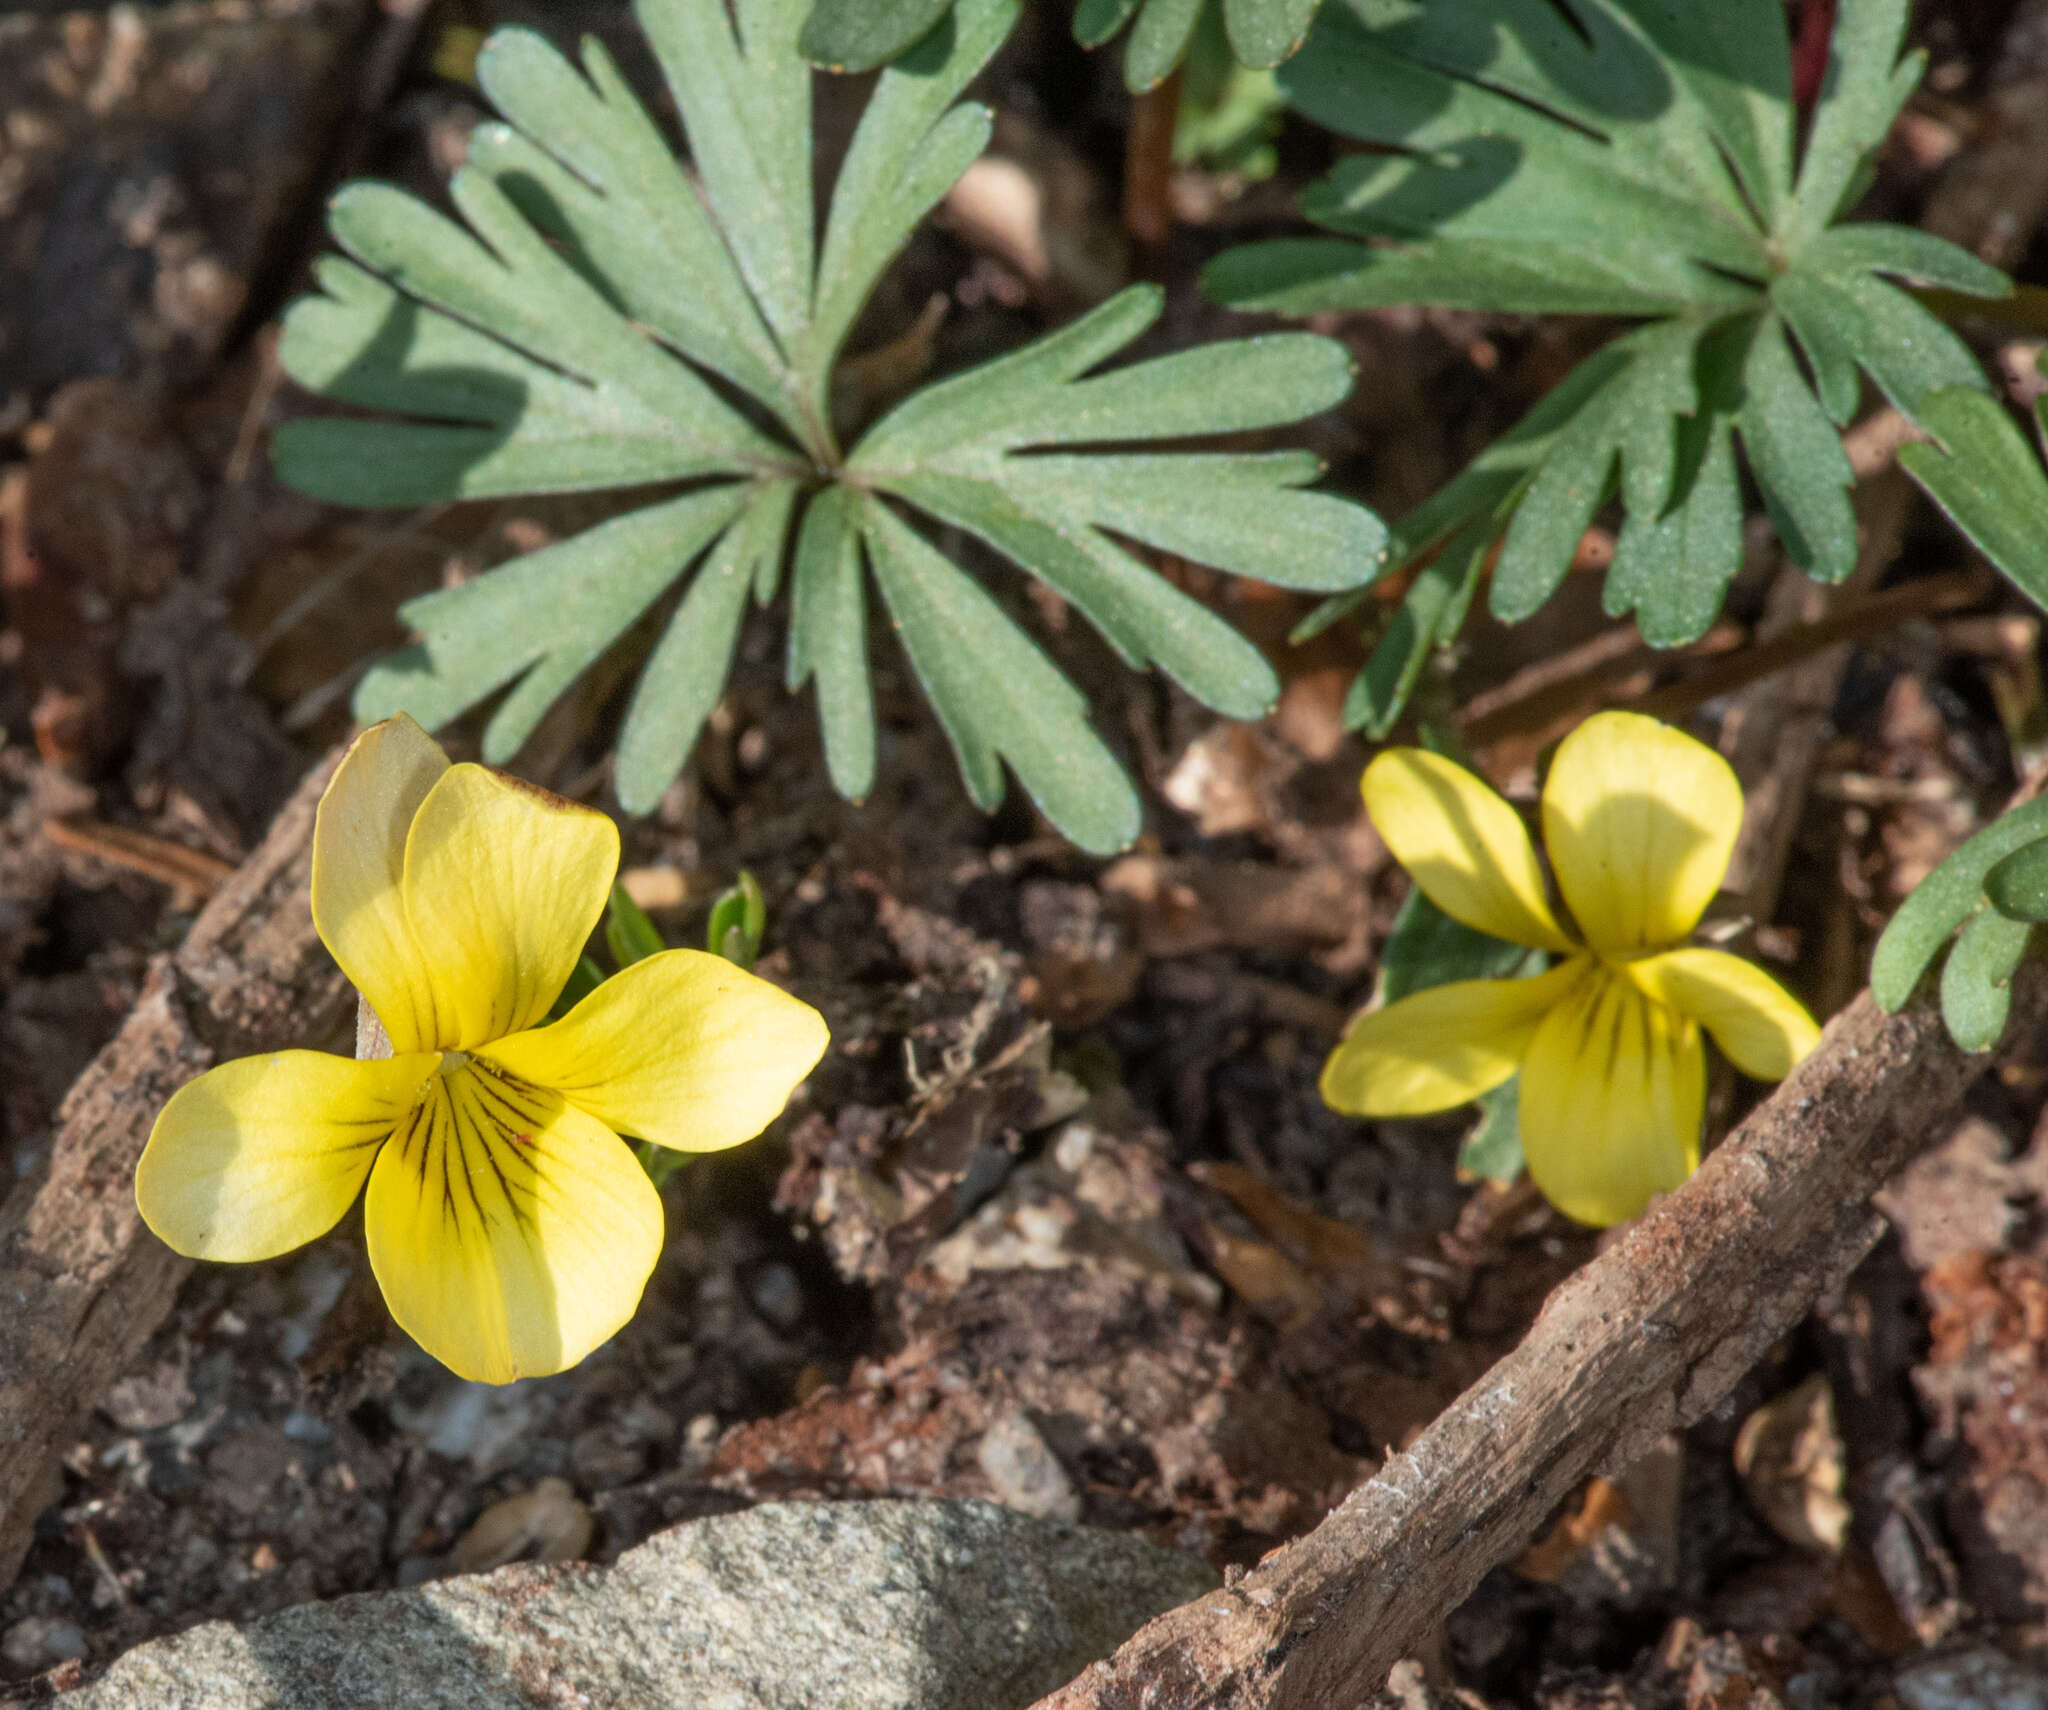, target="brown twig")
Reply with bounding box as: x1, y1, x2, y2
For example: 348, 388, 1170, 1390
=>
1122, 66, 1183, 251
40, 817, 237, 895
1457, 620, 1742, 756
1460, 563, 1984, 757
1029, 966, 2048, 1710
1634, 568, 1984, 730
